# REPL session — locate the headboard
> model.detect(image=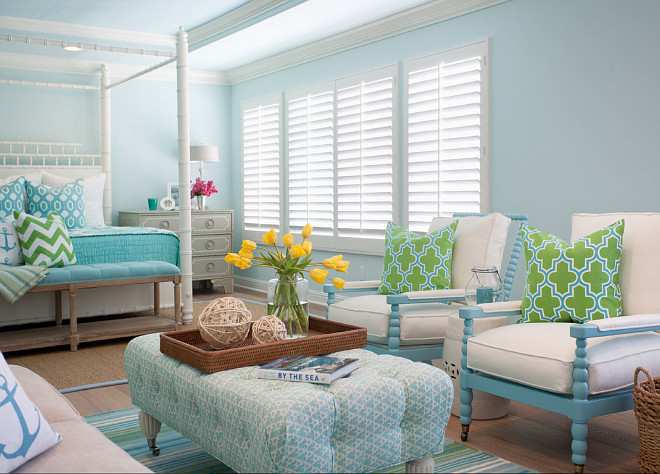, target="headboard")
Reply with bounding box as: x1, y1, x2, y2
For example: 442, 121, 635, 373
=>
0, 141, 109, 224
